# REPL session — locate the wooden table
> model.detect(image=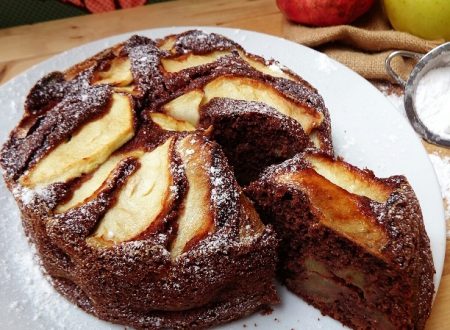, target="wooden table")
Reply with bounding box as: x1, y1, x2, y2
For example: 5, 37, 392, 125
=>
0, 0, 448, 328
